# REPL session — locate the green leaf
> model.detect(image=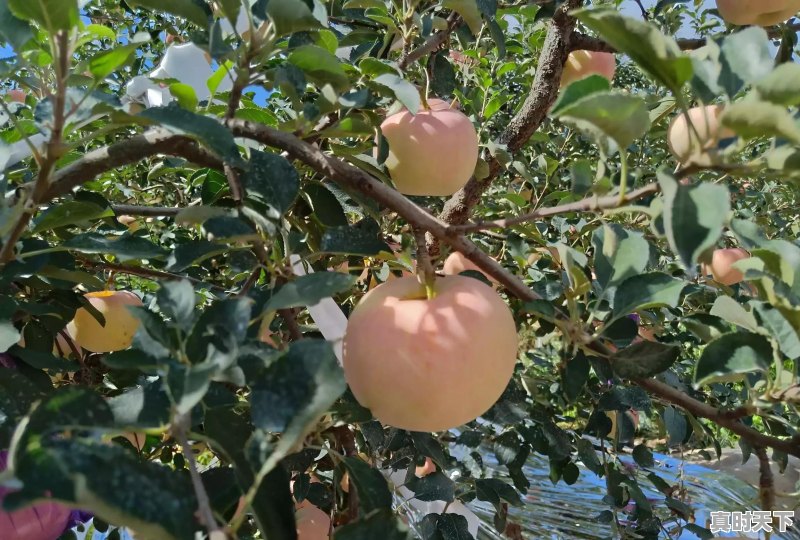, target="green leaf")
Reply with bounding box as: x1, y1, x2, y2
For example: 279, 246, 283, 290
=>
694, 332, 773, 386
592, 223, 650, 293
166, 240, 227, 272
573, 8, 692, 92
138, 104, 245, 165
321, 218, 392, 256
405, 472, 455, 503
442, 0, 482, 34
247, 340, 345, 482
59, 233, 167, 261
562, 351, 590, 402
611, 341, 681, 378
550, 74, 611, 117
12, 439, 197, 540
575, 438, 602, 475
551, 91, 650, 149
217, 0, 241, 27
709, 296, 758, 331
613, 273, 687, 318
662, 406, 687, 446
0, 369, 49, 447
8, 0, 78, 32
288, 45, 349, 91
89, 44, 140, 79
265, 0, 323, 36
658, 172, 730, 270
475, 478, 523, 507
333, 510, 412, 540
0, 2, 33, 48
430, 51, 456, 98
31, 201, 113, 233
265, 272, 356, 312
373, 73, 420, 114
340, 457, 393, 512
721, 100, 800, 144
756, 63, 800, 106
720, 27, 773, 88
108, 383, 172, 429
753, 302, 800, 360
127, 0, 210, 27
156, 280, 196, 331
419, 513, 472, 540
243, 150, 300, 216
